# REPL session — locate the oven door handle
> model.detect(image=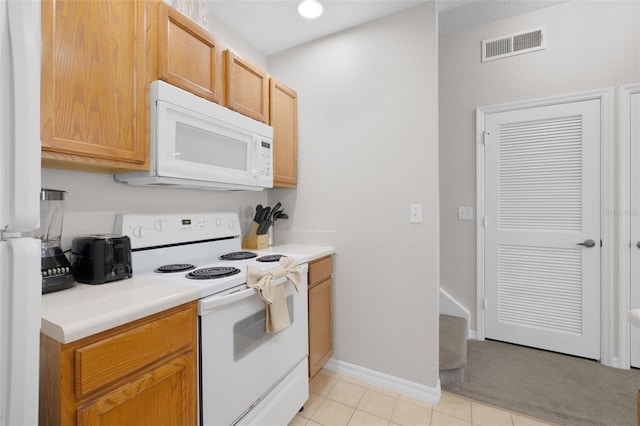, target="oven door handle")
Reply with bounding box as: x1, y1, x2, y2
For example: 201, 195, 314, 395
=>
199, 287, 258, 314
